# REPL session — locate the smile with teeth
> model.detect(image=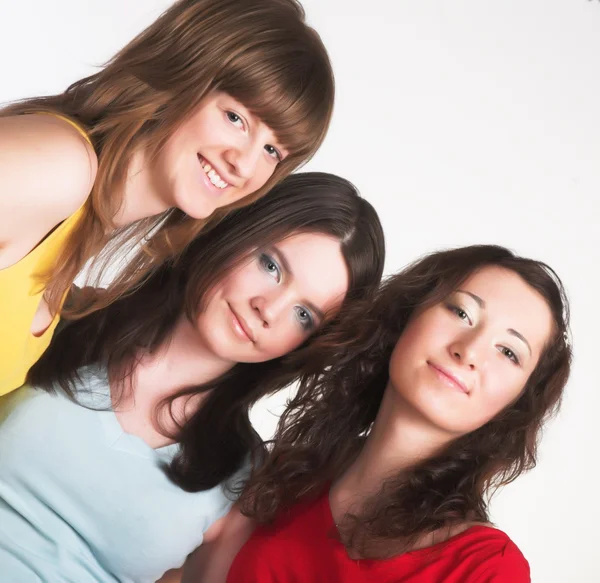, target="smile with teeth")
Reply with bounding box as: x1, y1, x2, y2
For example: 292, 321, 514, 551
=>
199, 156, 229, 189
